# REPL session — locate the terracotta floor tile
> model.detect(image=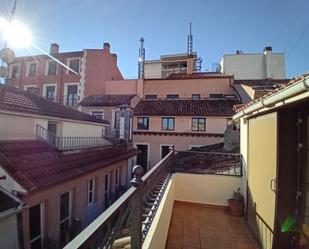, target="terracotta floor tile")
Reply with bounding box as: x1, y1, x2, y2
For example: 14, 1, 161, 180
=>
200, 237, 221, 249
184, 225, 199, 236
183, 235, 201, 248
237, 241, 258, 249
183, 246, 200, 249
220, 240, 239, 249
166, 242, 183, 249
218, 230, 235, 241
234, 231, 252, 243
199, 226, 216, 238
